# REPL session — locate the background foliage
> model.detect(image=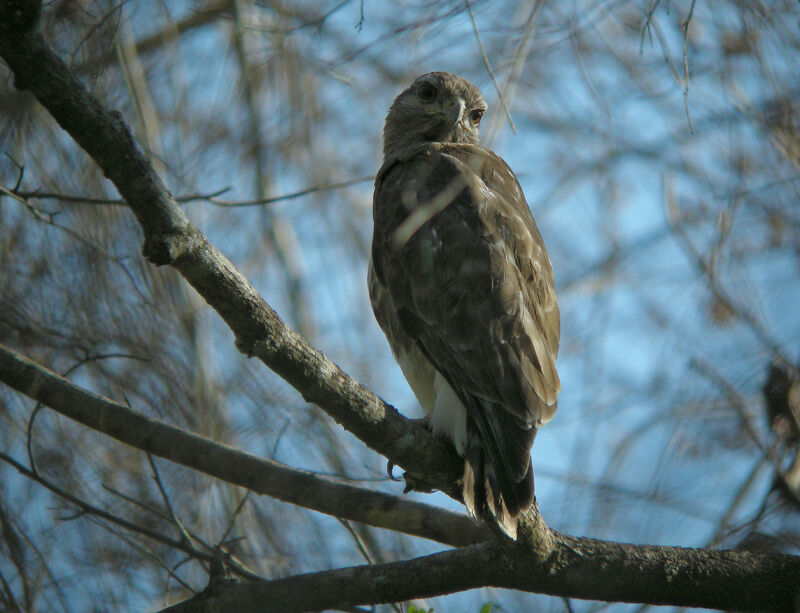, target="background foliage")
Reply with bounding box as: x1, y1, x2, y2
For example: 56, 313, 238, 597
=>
1, 0, 799, 610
